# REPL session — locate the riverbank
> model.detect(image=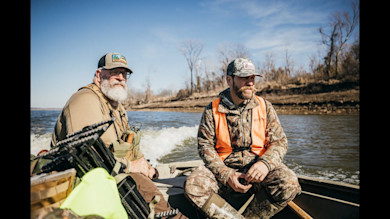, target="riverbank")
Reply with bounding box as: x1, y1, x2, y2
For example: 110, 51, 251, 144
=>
129, 79, 360, 115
